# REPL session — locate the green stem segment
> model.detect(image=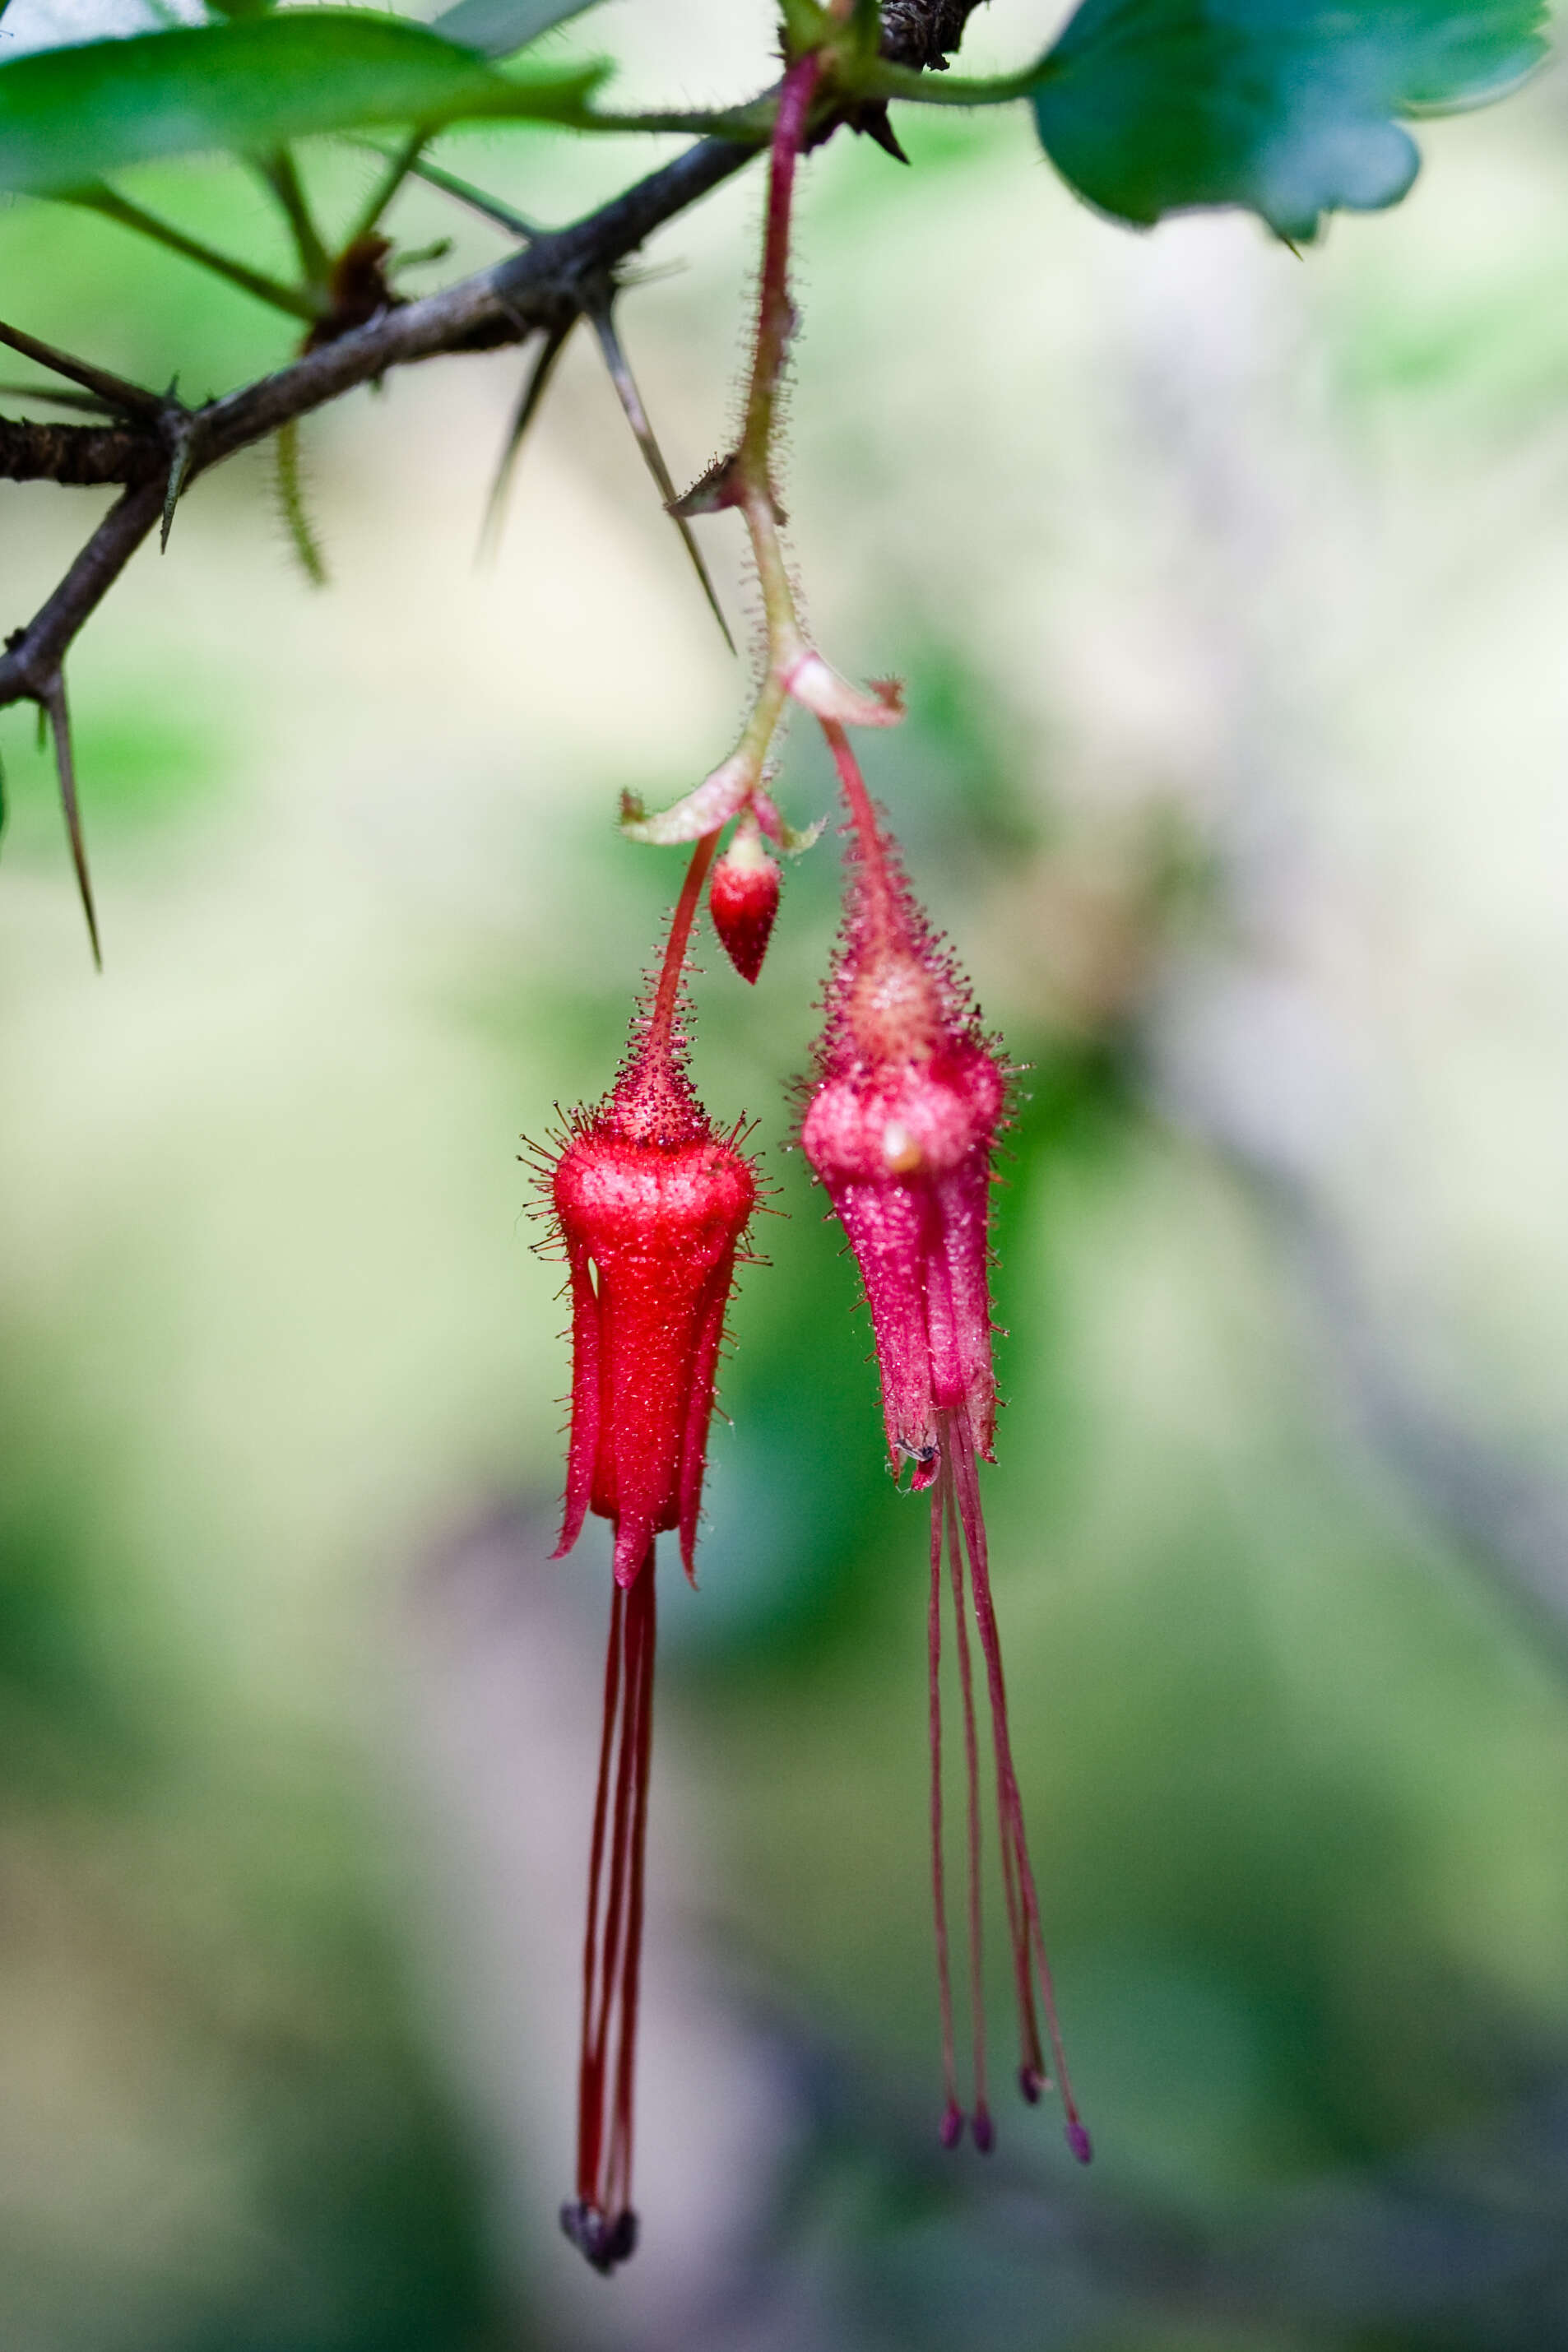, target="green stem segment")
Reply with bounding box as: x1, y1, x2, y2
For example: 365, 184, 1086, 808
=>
255, 148, 332, 295
345, 131, 428, 251
66, 187, 318, 322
